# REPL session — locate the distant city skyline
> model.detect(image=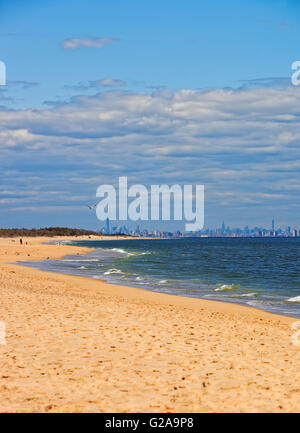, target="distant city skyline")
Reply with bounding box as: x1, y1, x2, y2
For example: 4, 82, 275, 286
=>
101, 217, 300, 238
